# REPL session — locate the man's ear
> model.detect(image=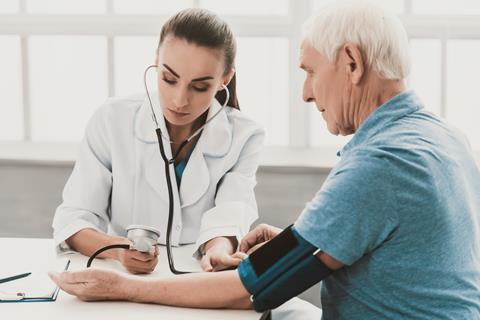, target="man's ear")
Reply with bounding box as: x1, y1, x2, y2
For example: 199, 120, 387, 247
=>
340, 43, 364, 85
